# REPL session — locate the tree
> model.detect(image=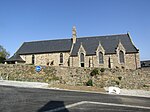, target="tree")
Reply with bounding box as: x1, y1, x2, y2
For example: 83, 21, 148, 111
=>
0, 45, 10, 63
